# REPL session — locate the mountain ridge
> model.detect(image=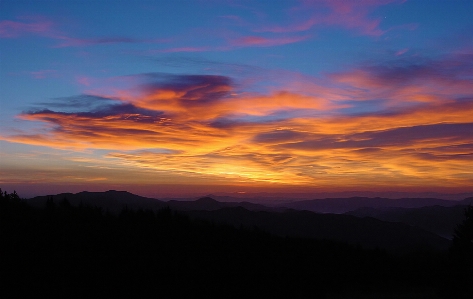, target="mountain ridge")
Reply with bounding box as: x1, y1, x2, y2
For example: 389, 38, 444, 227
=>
23, 189, 464, 252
